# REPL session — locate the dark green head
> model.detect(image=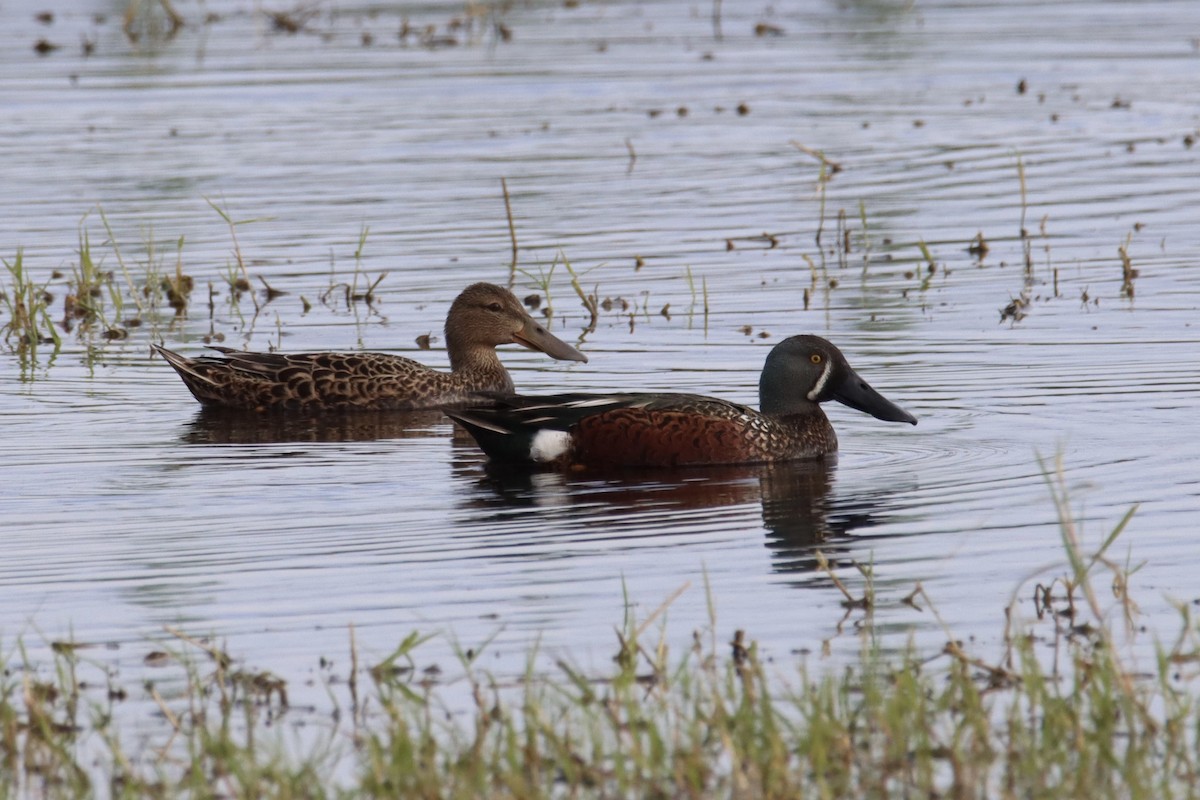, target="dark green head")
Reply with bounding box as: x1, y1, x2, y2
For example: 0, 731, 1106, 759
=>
758, 335, 916, 425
